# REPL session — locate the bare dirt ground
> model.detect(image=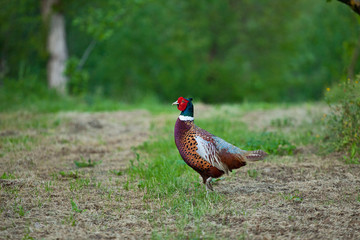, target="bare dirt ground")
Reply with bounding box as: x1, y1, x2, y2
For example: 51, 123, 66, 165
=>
1, 107, 360, 239
1, 110, 152, 239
